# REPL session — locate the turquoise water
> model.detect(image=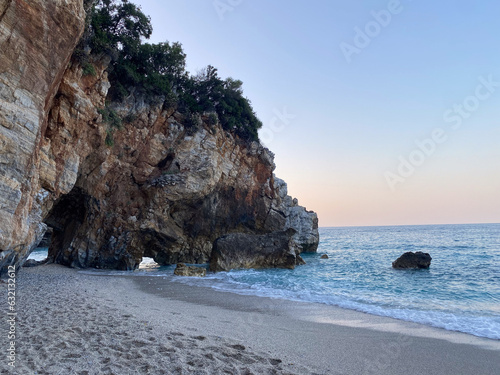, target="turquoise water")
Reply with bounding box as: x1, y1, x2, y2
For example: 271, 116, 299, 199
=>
171, 224, 500, 340
30, 223, 500, 339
